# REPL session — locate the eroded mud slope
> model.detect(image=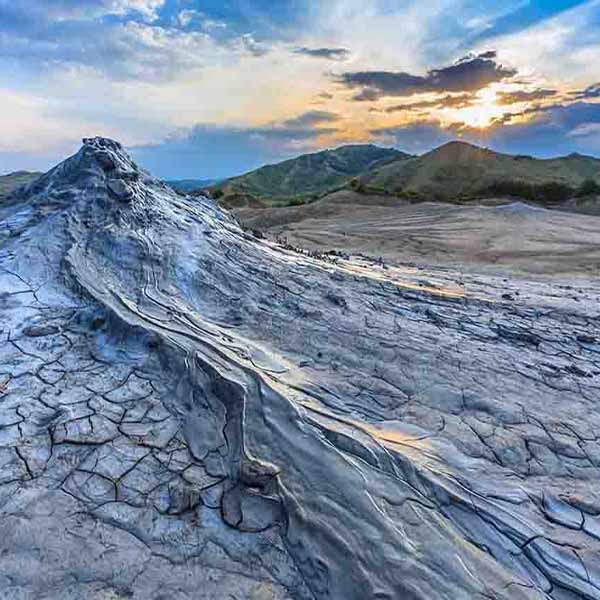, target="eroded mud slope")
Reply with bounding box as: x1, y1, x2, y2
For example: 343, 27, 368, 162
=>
1, 138, 600, 599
